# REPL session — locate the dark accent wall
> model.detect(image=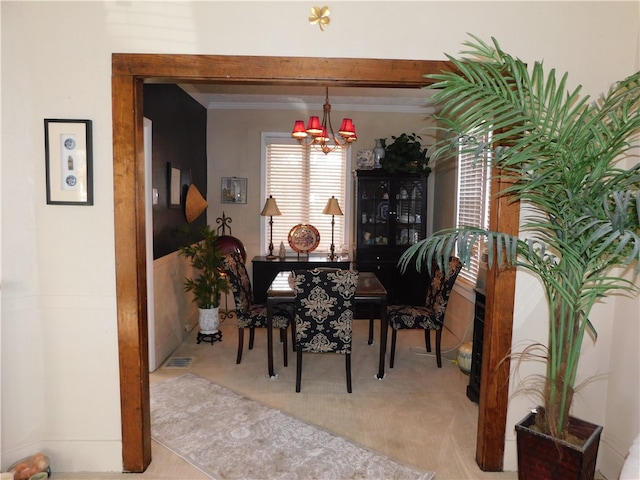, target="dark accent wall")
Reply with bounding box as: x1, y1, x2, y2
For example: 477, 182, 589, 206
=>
144, 84, 207, 258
